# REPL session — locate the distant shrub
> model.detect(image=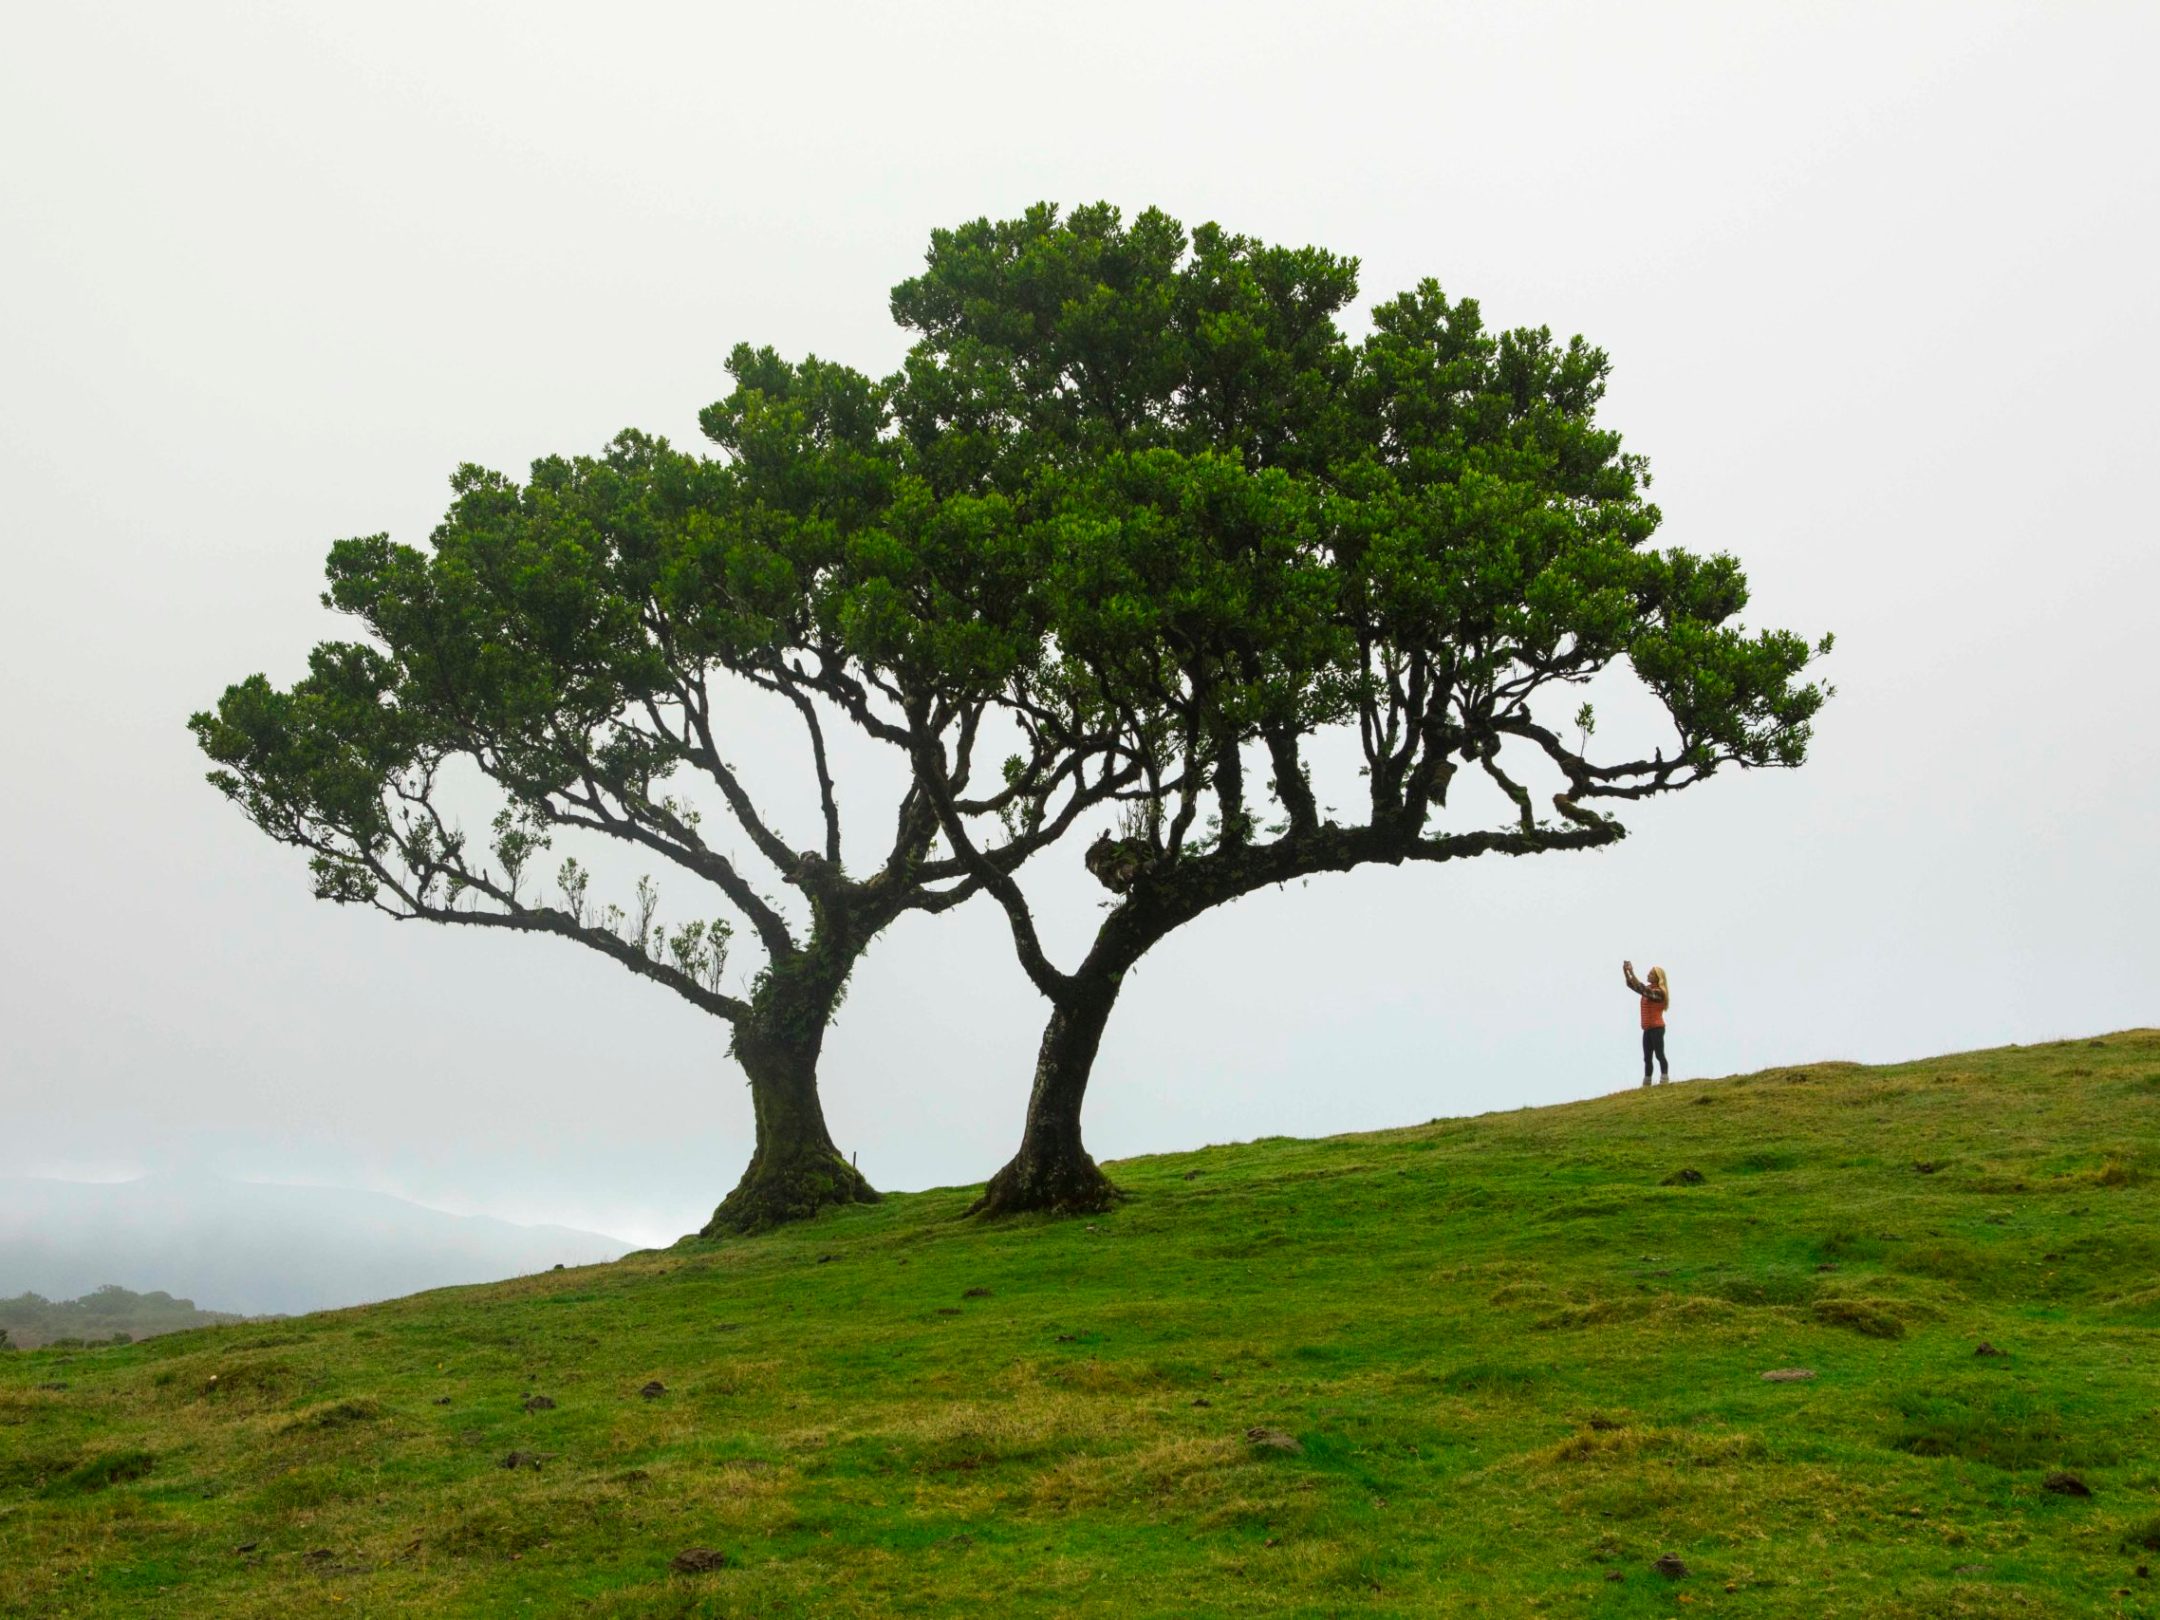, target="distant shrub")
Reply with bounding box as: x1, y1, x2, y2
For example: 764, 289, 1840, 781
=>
0, 1285, 248, 1350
